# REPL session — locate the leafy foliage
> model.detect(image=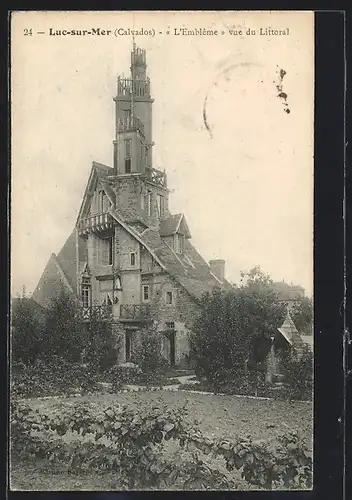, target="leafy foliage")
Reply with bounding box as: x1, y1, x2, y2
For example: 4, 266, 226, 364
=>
84, 310, 121, 372
11, 399, 313, 490
280, 345, 314, 401
42, 290, 85, 362
11, 357, 99, 398
131, 327, 170, 384
11, 294, 45, 364
288, 296, 313, 335
190, 268, 283, 392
